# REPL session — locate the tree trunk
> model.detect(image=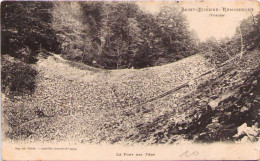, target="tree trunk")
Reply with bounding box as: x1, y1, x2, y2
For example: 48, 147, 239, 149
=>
238, 26, 244, 59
